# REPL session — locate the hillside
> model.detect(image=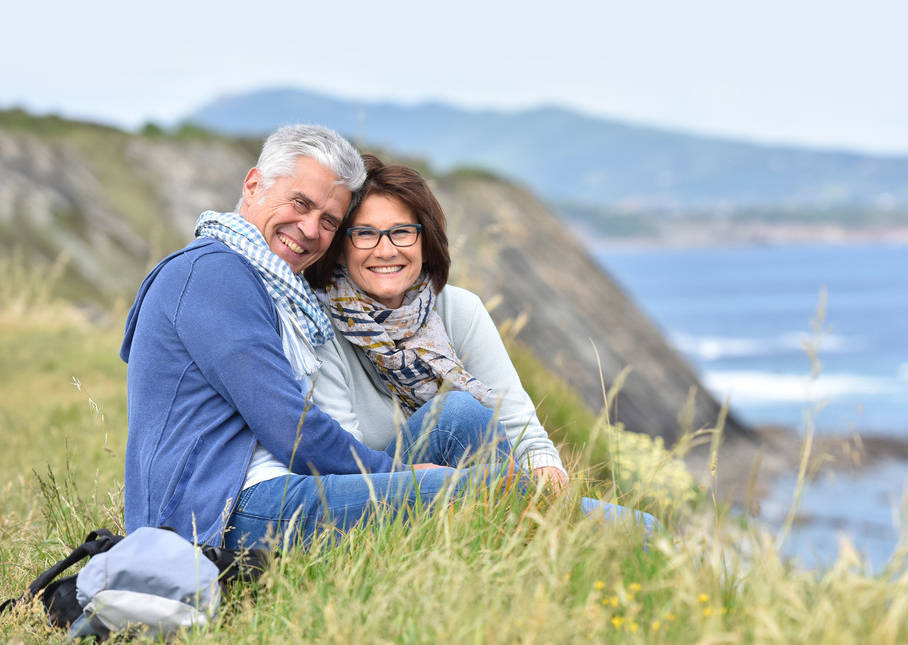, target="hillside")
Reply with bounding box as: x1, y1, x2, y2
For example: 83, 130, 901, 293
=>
187, 87, 908, 216
0, 109, 747, 442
